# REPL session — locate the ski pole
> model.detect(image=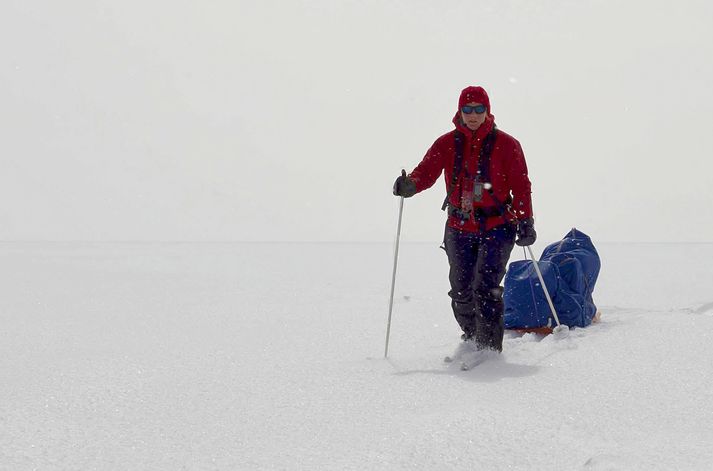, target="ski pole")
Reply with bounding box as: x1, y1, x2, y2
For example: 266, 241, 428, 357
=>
384, 171, 406, 358
526, 245, 567, 335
